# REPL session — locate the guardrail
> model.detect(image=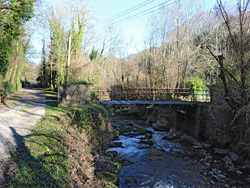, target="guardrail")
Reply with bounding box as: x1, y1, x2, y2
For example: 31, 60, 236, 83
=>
96, 88, 211, 102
